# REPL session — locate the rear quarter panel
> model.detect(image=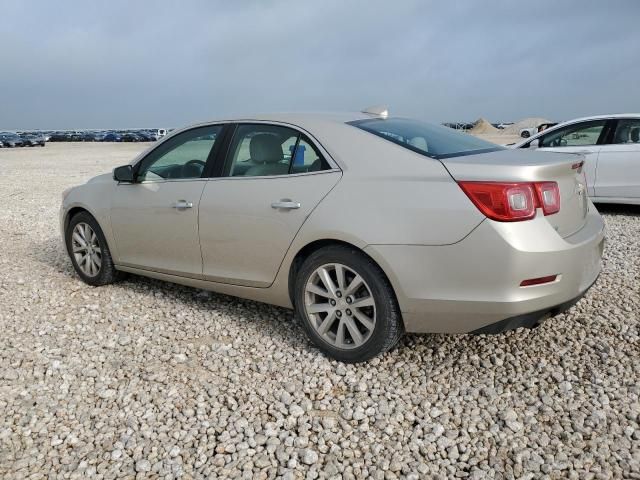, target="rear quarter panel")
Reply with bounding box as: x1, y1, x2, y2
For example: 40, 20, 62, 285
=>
294, 124, 485, 246
266, 123, 485, 308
